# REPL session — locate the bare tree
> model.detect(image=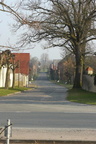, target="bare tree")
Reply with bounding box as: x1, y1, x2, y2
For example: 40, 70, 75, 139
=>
14, 0, 96, 88
40, 53, 50, 72
0, 50, 18, 89
29, 57, 39, 80
10, 55, 19, 88
0, 50, 12, 89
